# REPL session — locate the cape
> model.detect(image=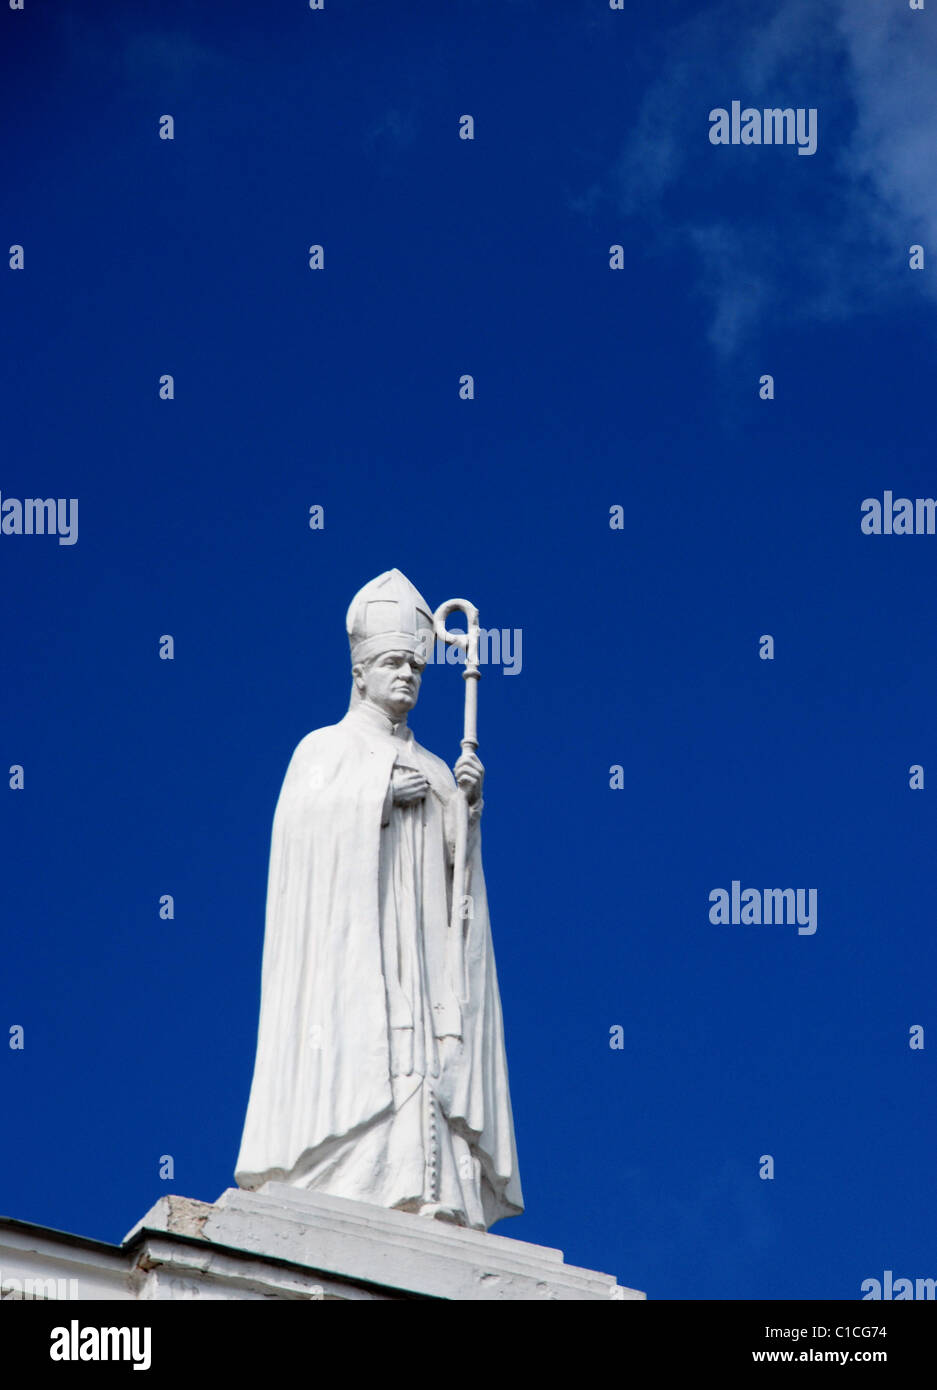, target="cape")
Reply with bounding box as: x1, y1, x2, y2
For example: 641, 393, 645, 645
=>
235, 708, 523, 1224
